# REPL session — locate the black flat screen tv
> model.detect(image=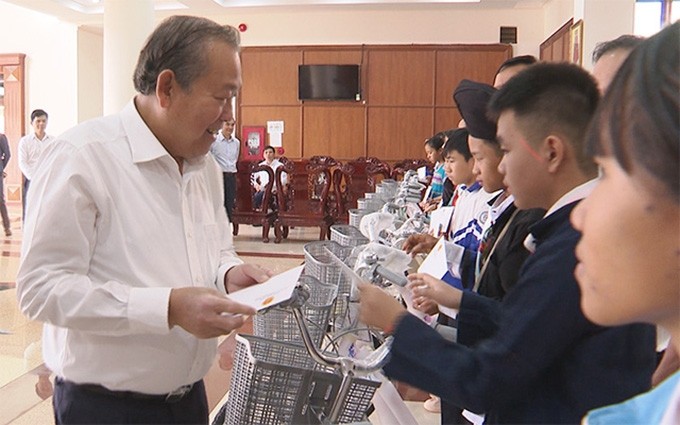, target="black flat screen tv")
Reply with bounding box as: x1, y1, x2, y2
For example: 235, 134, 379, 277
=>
298, 64, 360, 101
